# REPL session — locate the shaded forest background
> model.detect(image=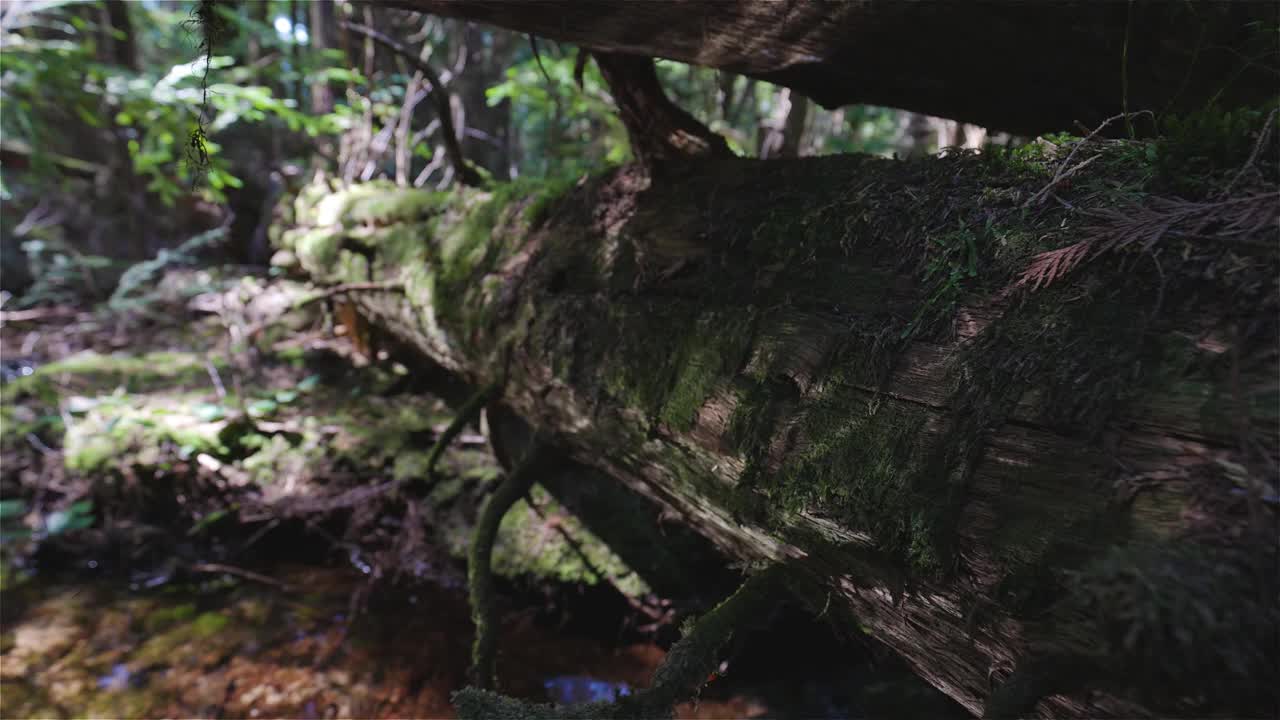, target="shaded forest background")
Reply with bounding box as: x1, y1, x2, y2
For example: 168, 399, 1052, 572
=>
1, 2, 1277, 720
1, 0, 997, 303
